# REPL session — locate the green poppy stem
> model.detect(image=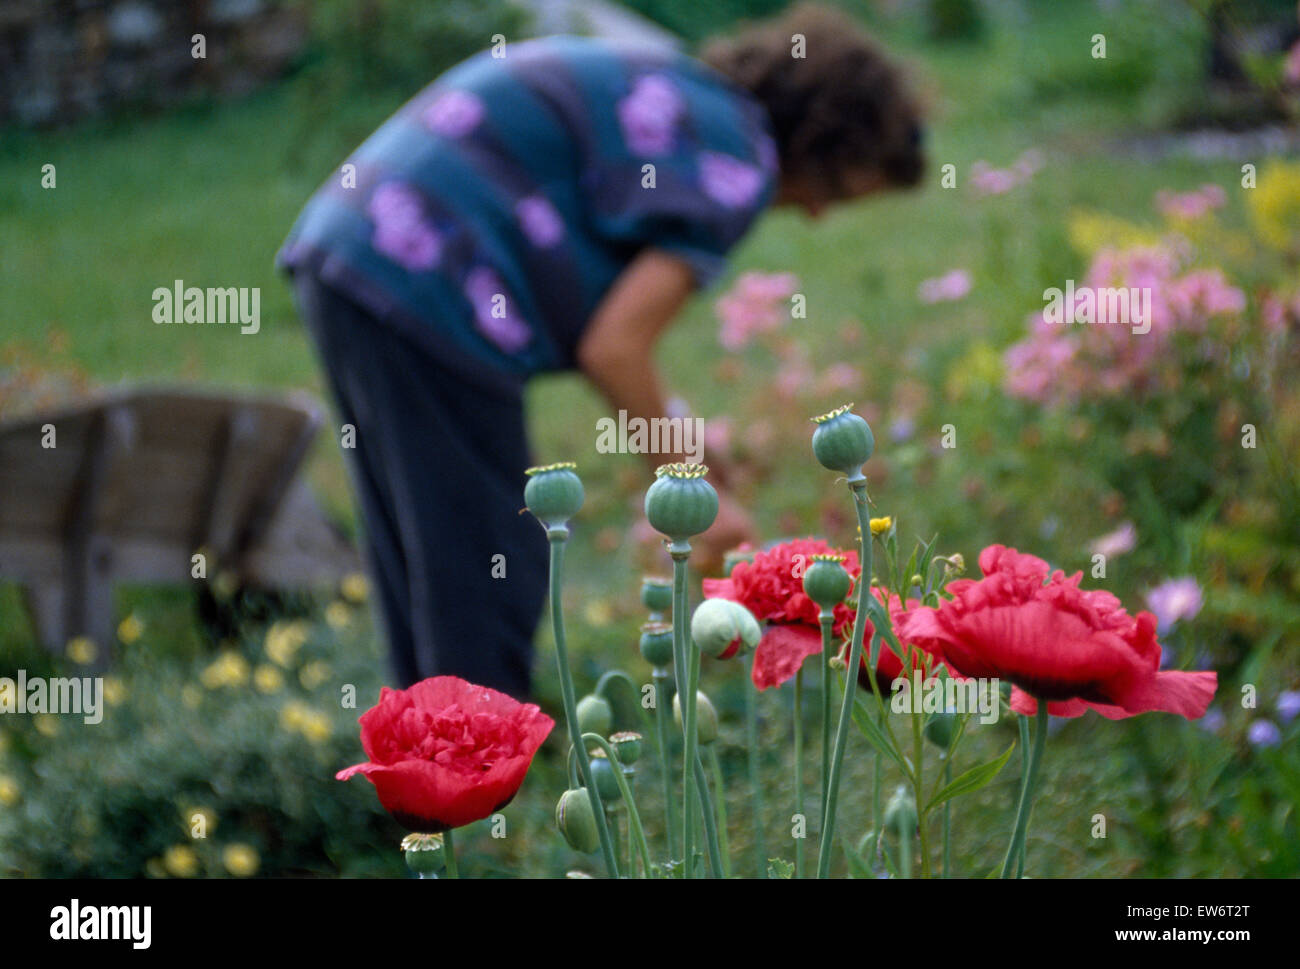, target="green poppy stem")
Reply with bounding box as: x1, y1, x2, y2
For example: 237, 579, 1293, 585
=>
442, 828, 459, 879
794, 666, 806, 879
548, 535, 619, 878
816, 479, 873, 878
653, 667, 679, 861
818, 614, 833, 832
706, 744, 731, 877
1015, 713, 1031, 878
670, 545, 699, 877
942, 759, 952, 878
1001, 703, 1049, 878
744, 654, 765, 877
583, 733, 653, 878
